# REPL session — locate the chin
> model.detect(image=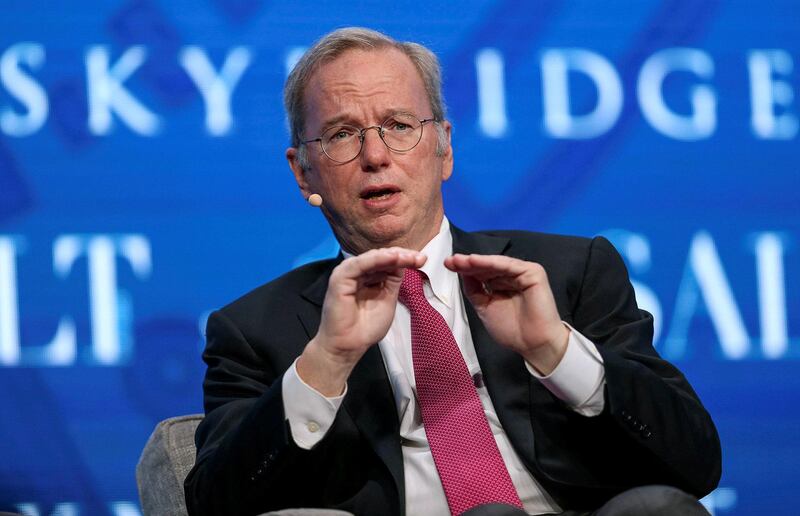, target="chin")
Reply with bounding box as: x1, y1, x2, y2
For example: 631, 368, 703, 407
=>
358, 221, 410, 248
